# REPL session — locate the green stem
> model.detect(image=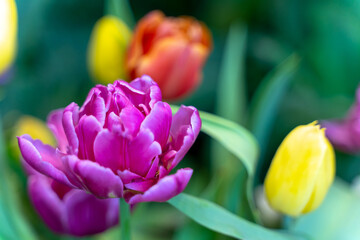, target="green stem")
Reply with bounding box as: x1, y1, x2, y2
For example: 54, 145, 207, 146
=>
120, 198, 131, 240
